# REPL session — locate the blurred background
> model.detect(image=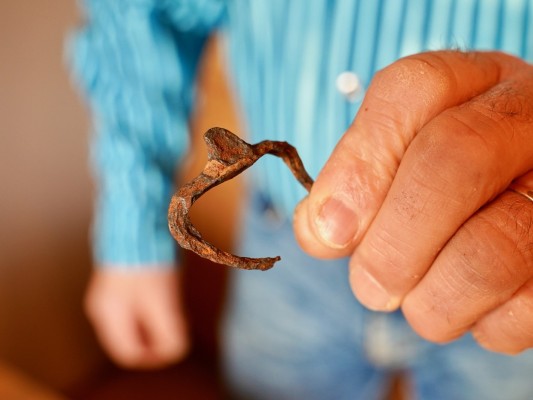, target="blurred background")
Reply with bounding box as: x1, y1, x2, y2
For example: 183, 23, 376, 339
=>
0, 2, 407, 399
0, 1, 241, 398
